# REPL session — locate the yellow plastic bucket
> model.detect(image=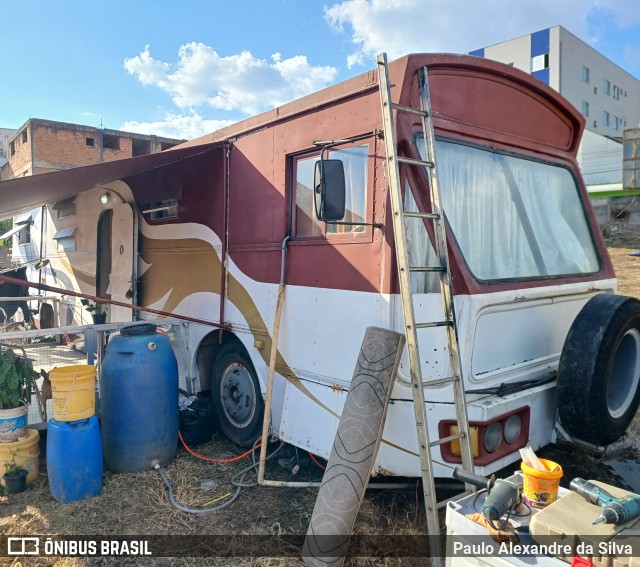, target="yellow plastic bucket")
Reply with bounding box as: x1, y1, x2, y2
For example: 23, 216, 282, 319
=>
49, 365, 97, 421
0, 429, 40, 486
521, 458, 563, 509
